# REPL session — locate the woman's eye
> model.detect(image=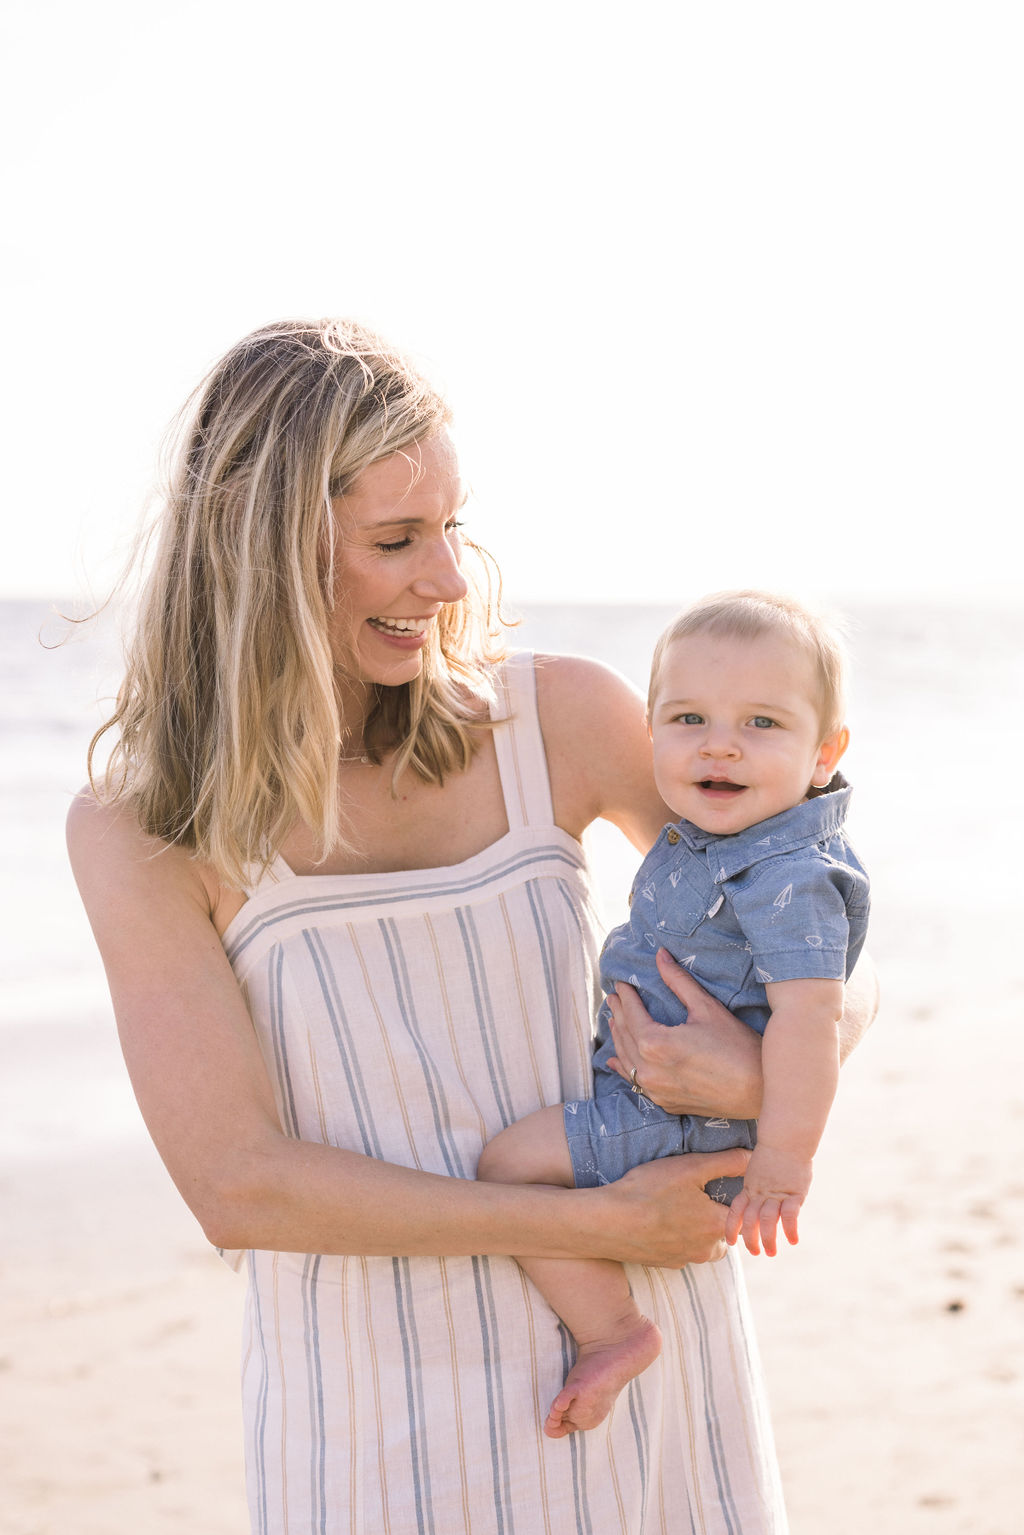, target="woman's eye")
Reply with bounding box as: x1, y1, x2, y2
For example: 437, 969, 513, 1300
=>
446, 518, 465, 536
377, 537, 413, 553
750, 716, 776, 729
